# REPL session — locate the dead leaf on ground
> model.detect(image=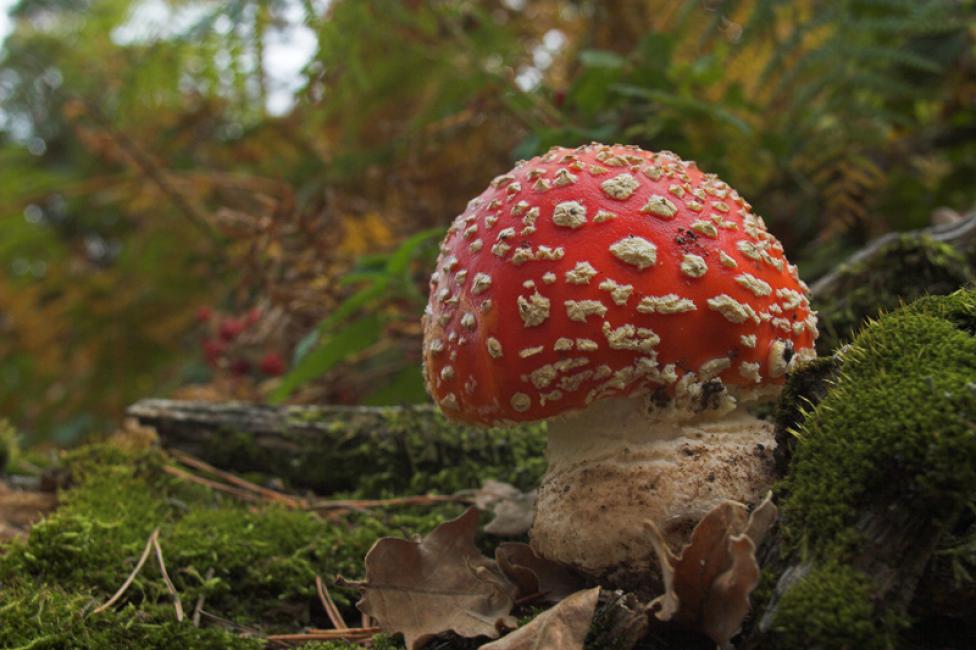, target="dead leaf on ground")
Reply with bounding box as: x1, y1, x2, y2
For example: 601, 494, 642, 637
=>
647, 493, 778, 649
495, 542, 586, 604
464, 479, 537, 536
345, 507, 517, 649
480, 587, 601, 650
